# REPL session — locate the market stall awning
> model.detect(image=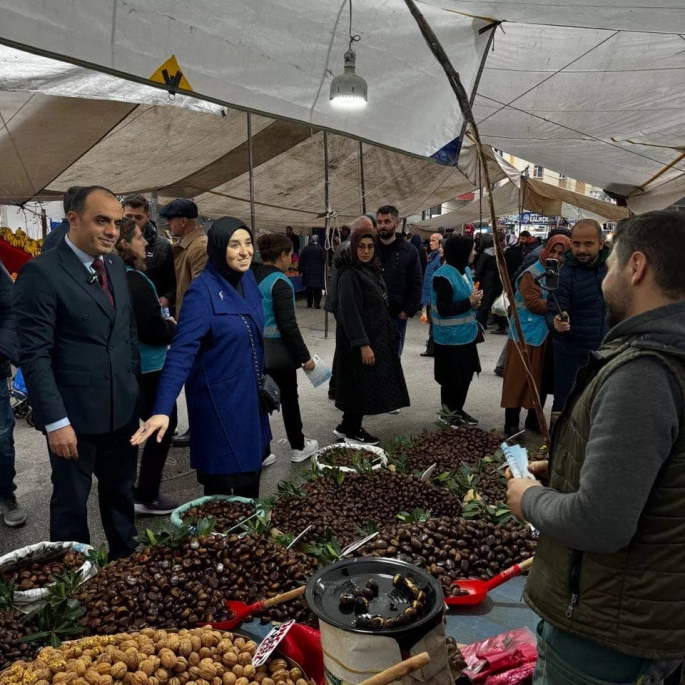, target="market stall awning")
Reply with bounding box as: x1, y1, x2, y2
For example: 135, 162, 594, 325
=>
411, 177, 630, 234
